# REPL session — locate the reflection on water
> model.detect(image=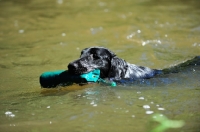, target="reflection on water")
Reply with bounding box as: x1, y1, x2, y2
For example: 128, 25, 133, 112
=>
0, 0, 200, 131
